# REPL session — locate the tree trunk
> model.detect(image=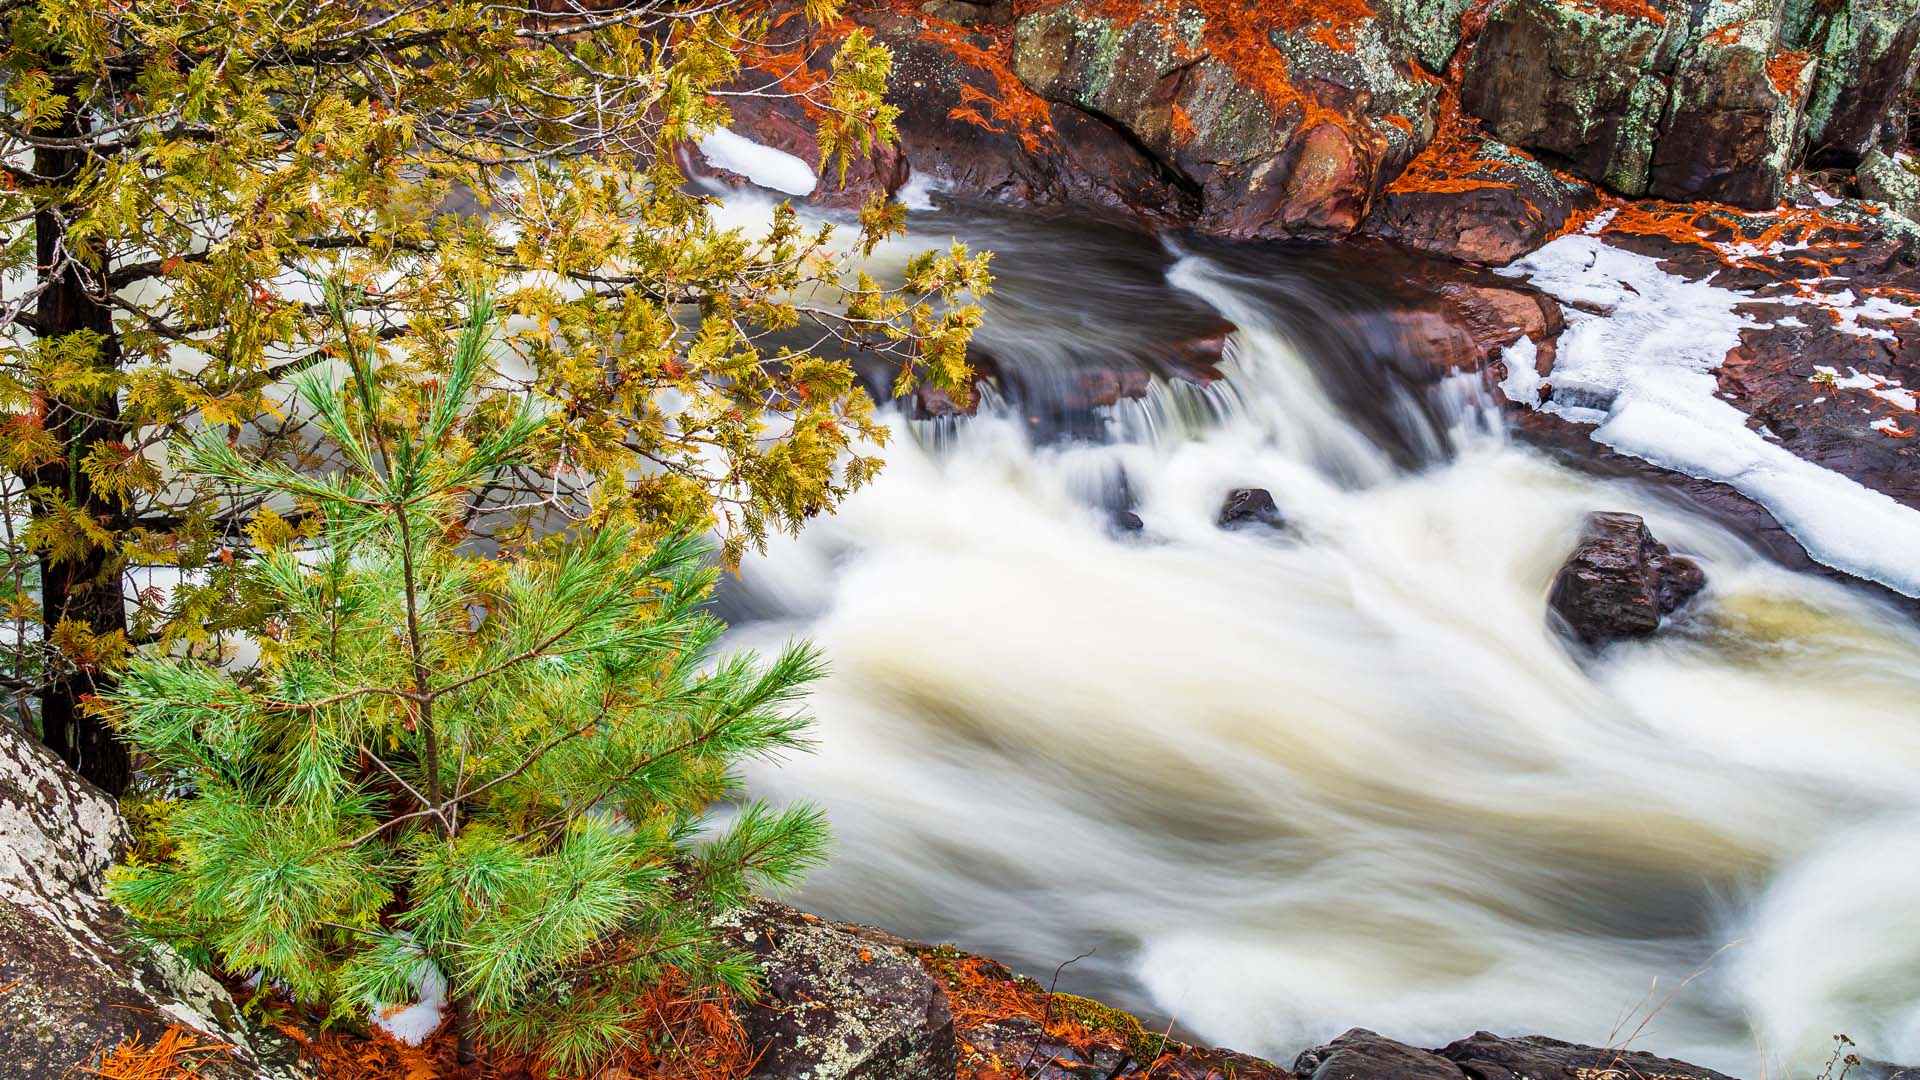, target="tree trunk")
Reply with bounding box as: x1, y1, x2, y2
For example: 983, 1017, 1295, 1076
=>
30, 111, 132, 796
